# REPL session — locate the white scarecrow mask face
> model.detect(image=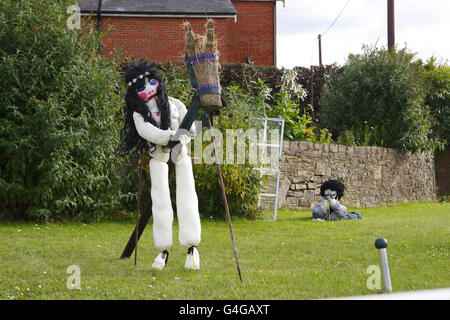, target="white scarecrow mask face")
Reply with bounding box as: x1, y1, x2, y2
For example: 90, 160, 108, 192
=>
324, 189, 337, 200
136, 78, 159, 102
